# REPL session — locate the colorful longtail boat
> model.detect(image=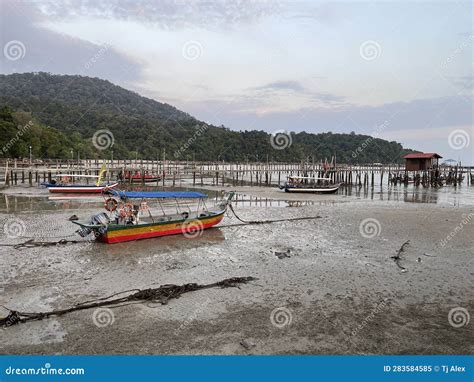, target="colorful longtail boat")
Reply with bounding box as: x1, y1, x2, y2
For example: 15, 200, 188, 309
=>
73, 191, 233, 244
